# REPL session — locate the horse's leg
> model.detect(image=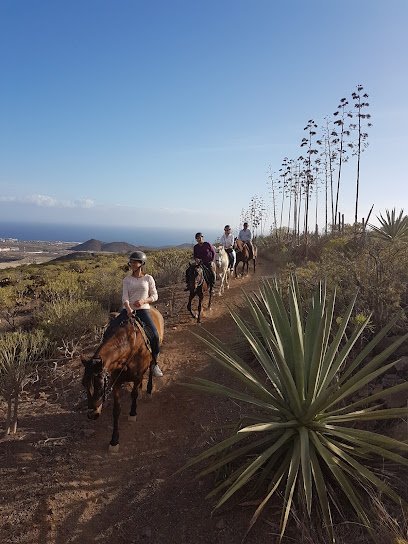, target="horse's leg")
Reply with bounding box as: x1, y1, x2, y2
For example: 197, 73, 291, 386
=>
208, 286, 213, 310
218, 272, 224, 296
109, 385, 121, 453
197, 293, 203, 323
253, 257, 256, 273
146, 365, 153, 395
128, 381, 138, 421
187, 293, 196, 319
